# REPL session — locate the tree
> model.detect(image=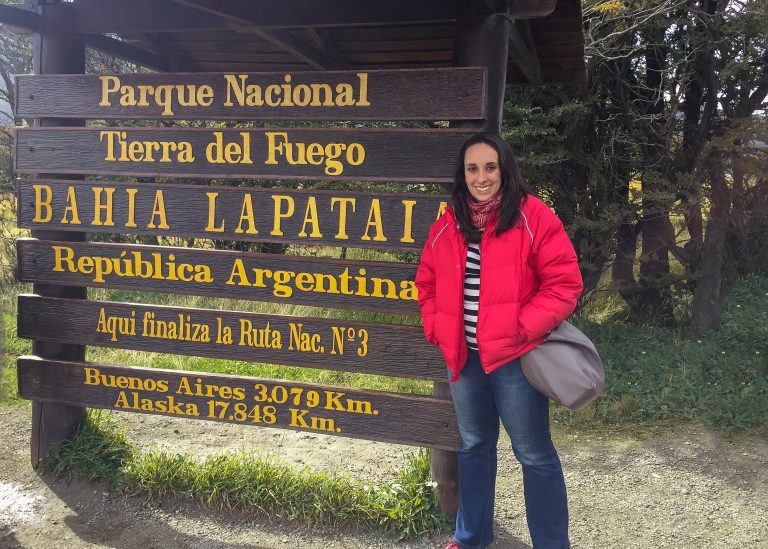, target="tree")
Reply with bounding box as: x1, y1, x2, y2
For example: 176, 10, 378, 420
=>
505, 0, 768, 334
